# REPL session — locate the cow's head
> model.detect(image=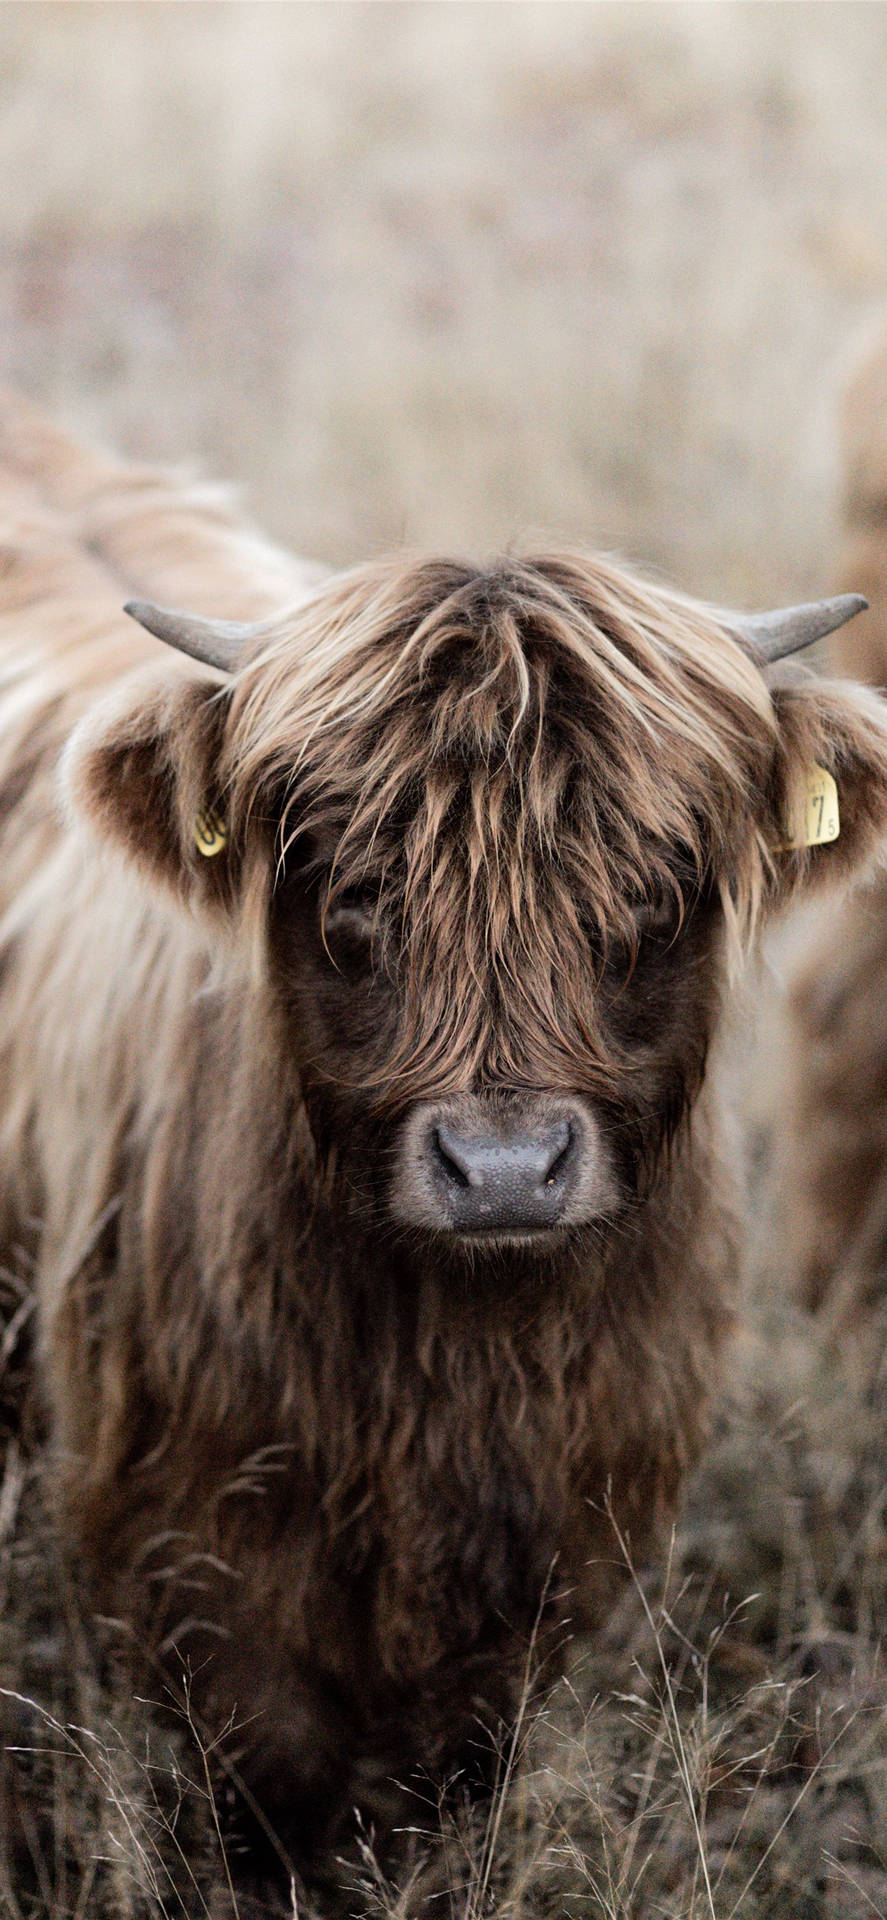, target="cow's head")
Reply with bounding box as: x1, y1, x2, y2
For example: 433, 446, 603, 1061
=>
64, 552, 887, 1260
